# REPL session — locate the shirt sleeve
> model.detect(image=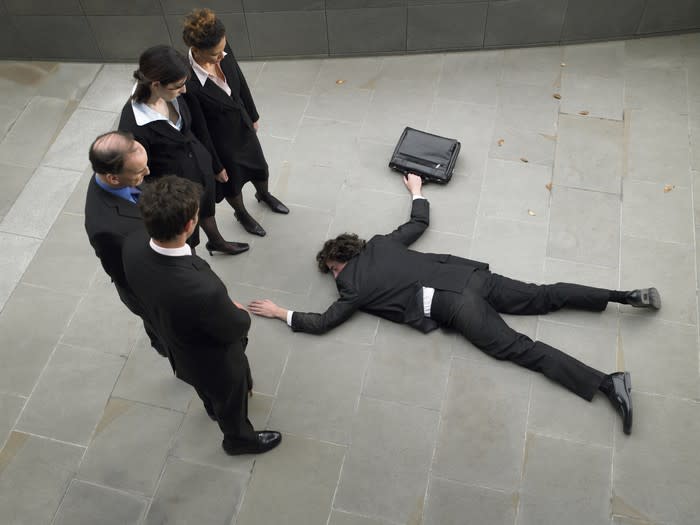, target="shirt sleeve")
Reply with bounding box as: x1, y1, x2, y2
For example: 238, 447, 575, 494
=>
286, 310, 294, 326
